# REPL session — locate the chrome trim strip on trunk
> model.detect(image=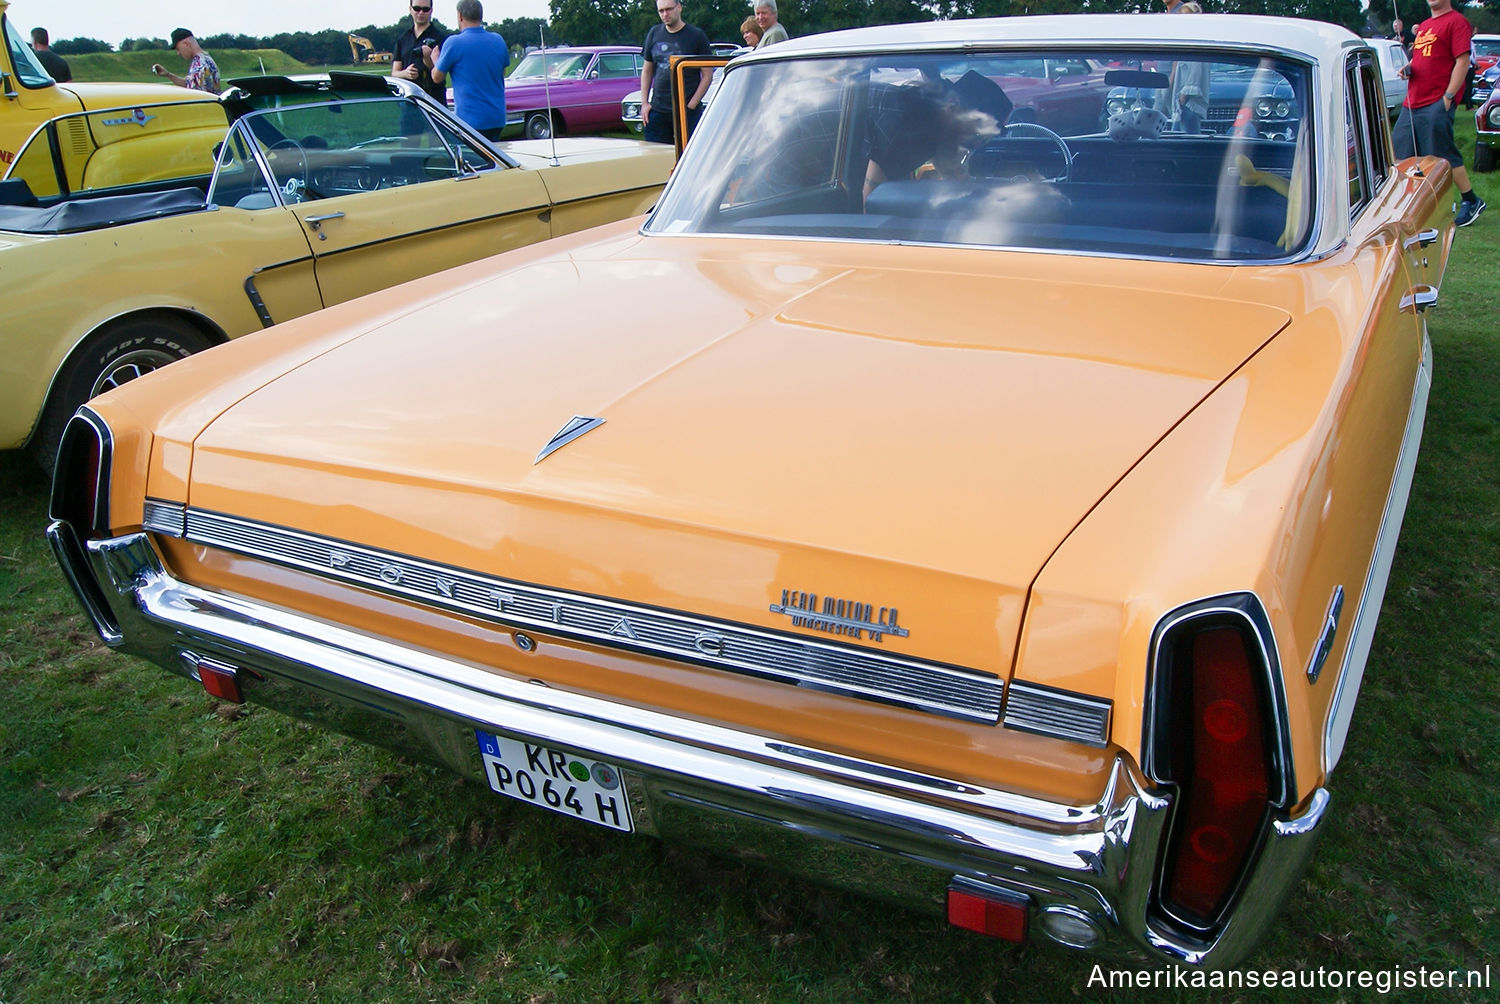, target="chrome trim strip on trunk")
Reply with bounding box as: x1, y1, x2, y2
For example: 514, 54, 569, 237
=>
179, 509, 1006, 724
1323, 331, 1431, 774
142, 499, 187, 538
1003, 682, 1112, 748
